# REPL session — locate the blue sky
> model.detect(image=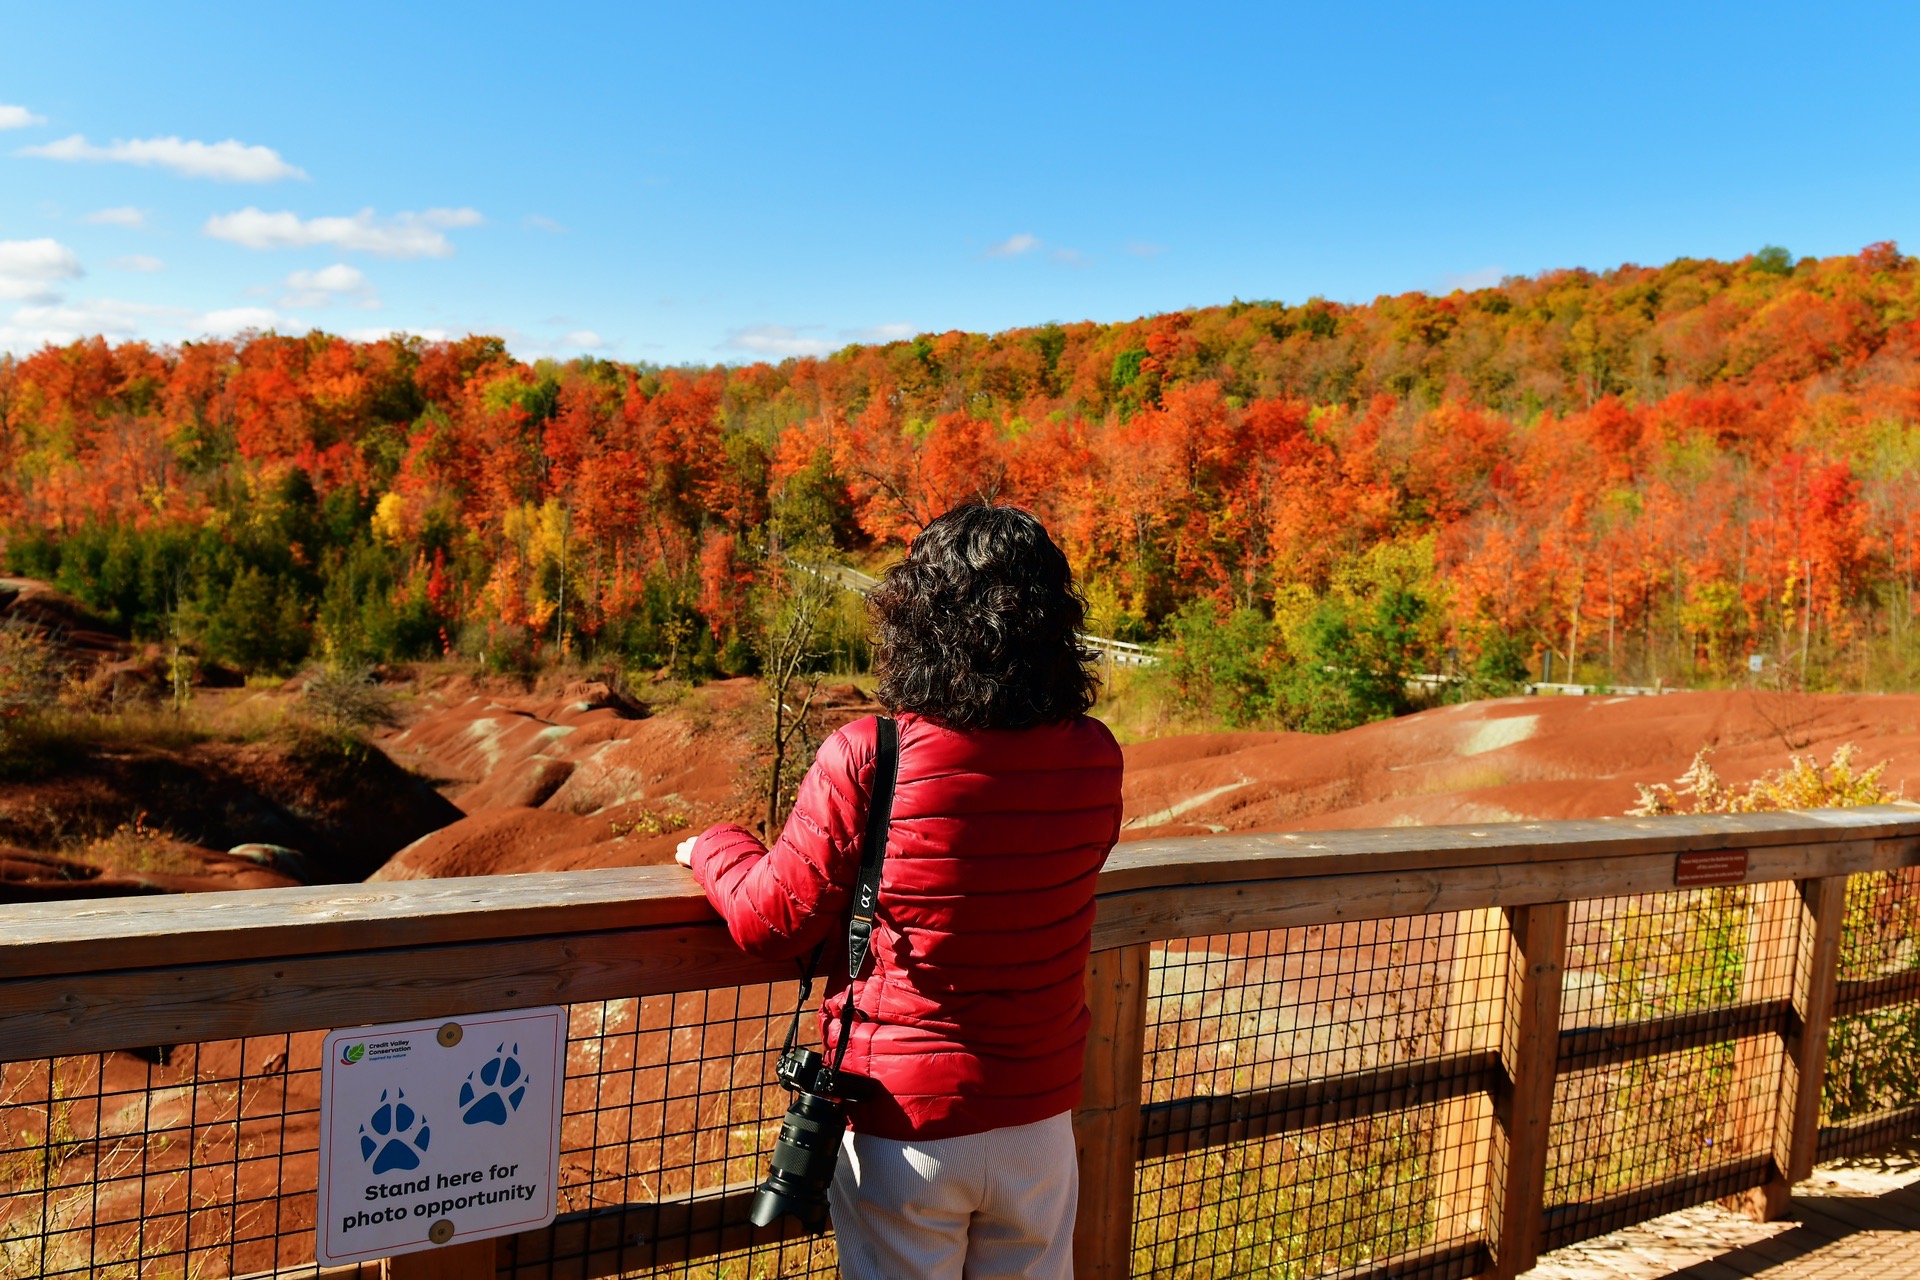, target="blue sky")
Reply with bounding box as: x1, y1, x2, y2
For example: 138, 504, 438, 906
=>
1, 1, 1916, 363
